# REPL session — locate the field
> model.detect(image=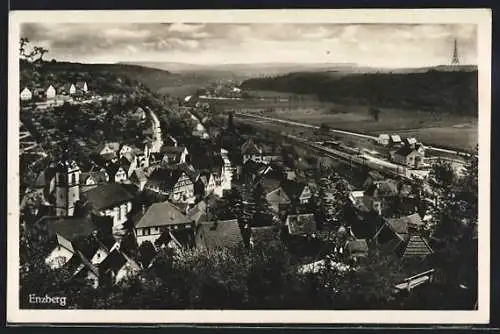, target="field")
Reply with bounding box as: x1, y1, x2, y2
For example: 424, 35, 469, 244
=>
217, 90, 477, 152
